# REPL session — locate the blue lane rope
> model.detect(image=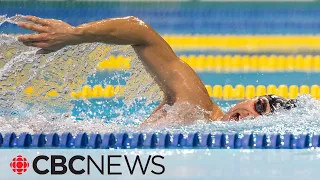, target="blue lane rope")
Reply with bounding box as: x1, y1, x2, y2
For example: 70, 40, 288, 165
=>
3, 133, 16, 148
46, 133, 59, 148
88, 133, 102, 149
0, 132, 318, 149
31, 133, 46, 148
0, 133, 3, 147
